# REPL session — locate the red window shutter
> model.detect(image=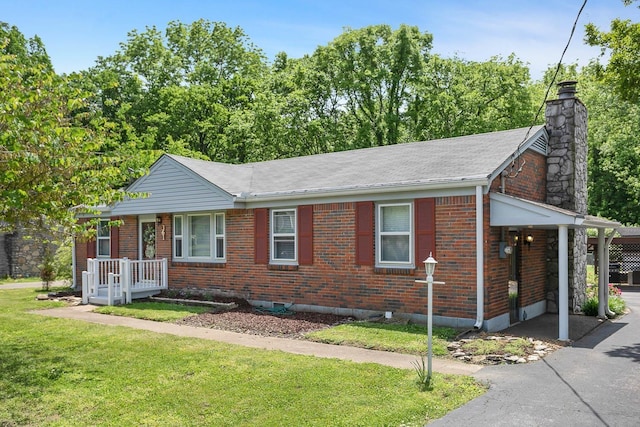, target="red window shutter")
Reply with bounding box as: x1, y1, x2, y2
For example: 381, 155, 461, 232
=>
298, 205, 313, 265
254, 208, 269, 264
415, 198, 436, 263
110, 217, 120, 259
355, 201, 374, 266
